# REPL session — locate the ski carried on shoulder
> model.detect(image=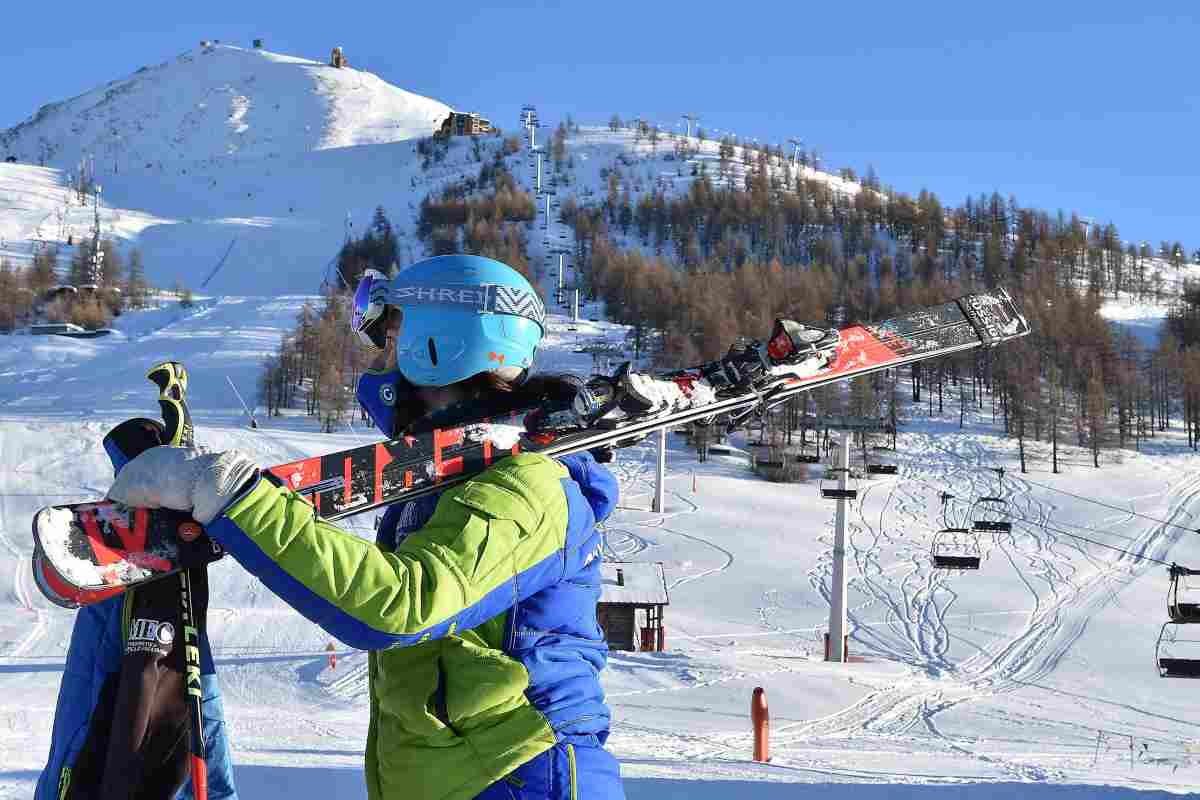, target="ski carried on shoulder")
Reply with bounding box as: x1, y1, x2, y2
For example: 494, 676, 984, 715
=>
32, 289, 1029, 606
